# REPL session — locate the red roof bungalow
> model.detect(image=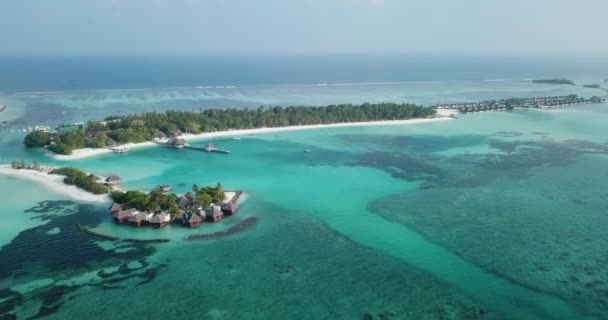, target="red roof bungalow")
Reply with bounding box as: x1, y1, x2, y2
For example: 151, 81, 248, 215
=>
221, 202, 237, 216
205, 206, 224, 223
109, 203, 123, 215
128, 211, 147, 228
150, 212, 170, 228
113, 208, 137, 224
181, 212, 203, 228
